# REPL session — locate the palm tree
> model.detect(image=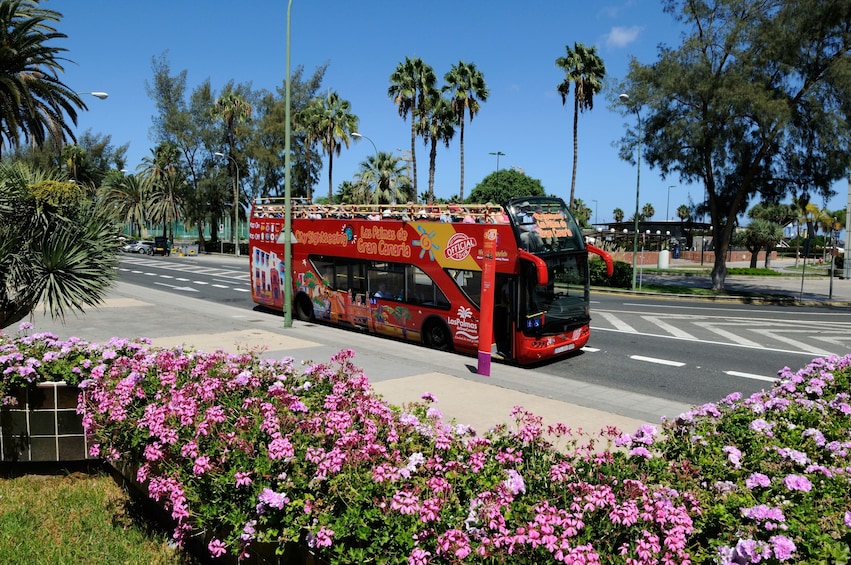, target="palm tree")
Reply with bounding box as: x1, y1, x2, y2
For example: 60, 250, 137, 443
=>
212, 90, 252, 251
443, 61, 488, 201
140, 142, 184, 241
354, 151, 409, 205
1, 161, 119, 328
317, 91, 358, 202
613, 207, 625, 223
555, 43, 606, 209
0, 1, 87, 157
388, 57, 436, 197
420, 94, 455, 204
642, 203, 655, 221
97, 173, 153, 238
294, 97, 324, 202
